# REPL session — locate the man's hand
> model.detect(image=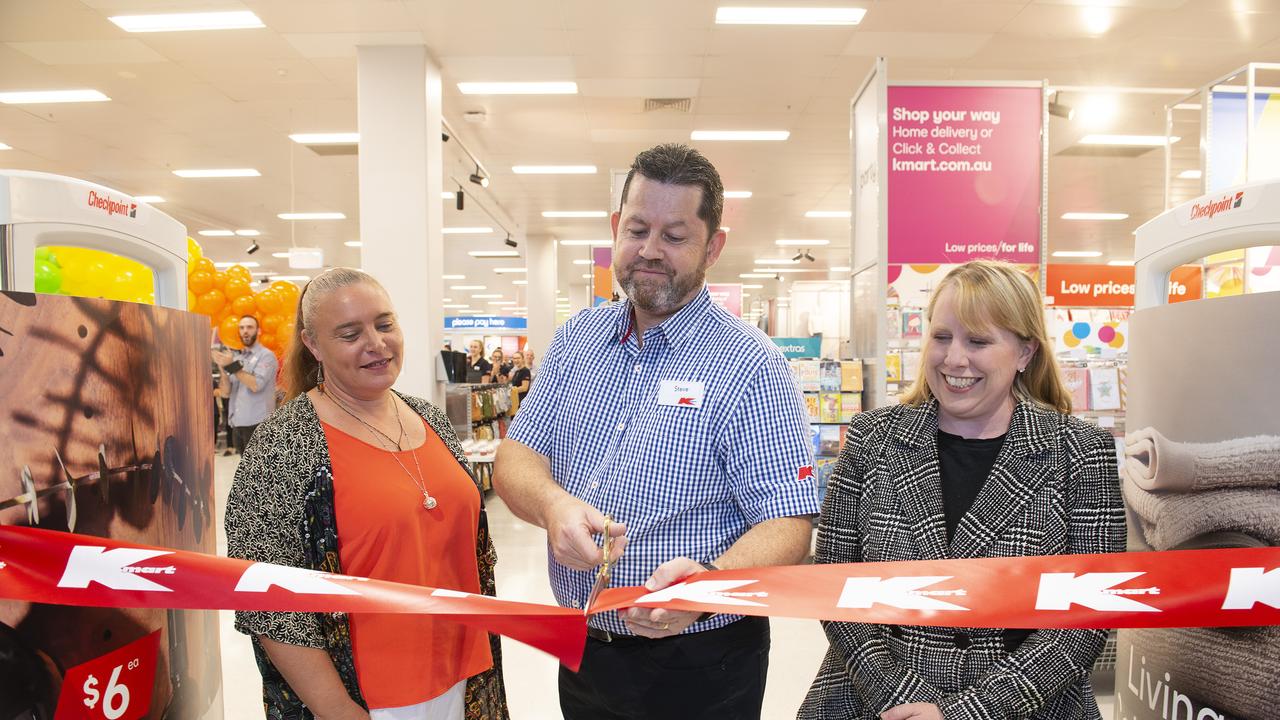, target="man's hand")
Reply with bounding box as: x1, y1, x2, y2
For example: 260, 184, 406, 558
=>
882, 703, 943, 720
212, 348, 233, 367
622, 557, 707, 639
544, 496, 626, 571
